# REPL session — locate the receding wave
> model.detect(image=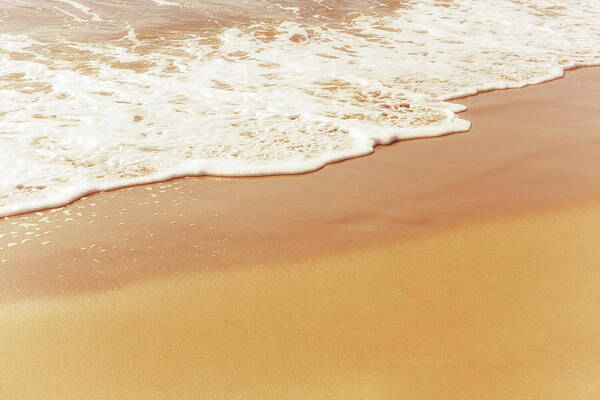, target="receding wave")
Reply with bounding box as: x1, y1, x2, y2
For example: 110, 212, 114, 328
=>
1, 0, 599, 216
